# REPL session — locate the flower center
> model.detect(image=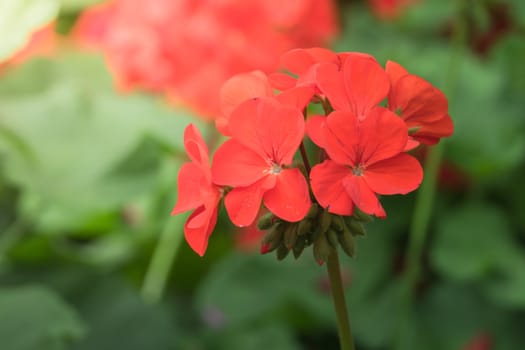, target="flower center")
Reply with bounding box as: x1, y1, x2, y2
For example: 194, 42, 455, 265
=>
269, 163, 282, 174
352, 164, 365, 176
